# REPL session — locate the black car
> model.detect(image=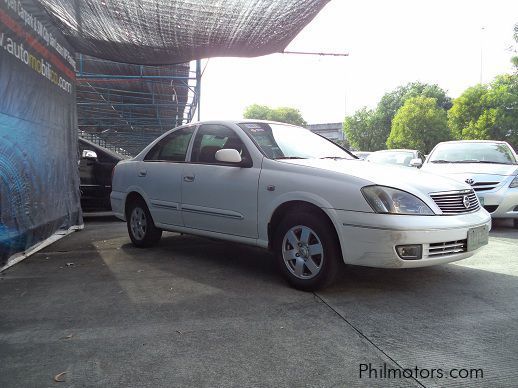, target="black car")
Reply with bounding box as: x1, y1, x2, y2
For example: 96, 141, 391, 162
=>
78, 138, 126, 212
